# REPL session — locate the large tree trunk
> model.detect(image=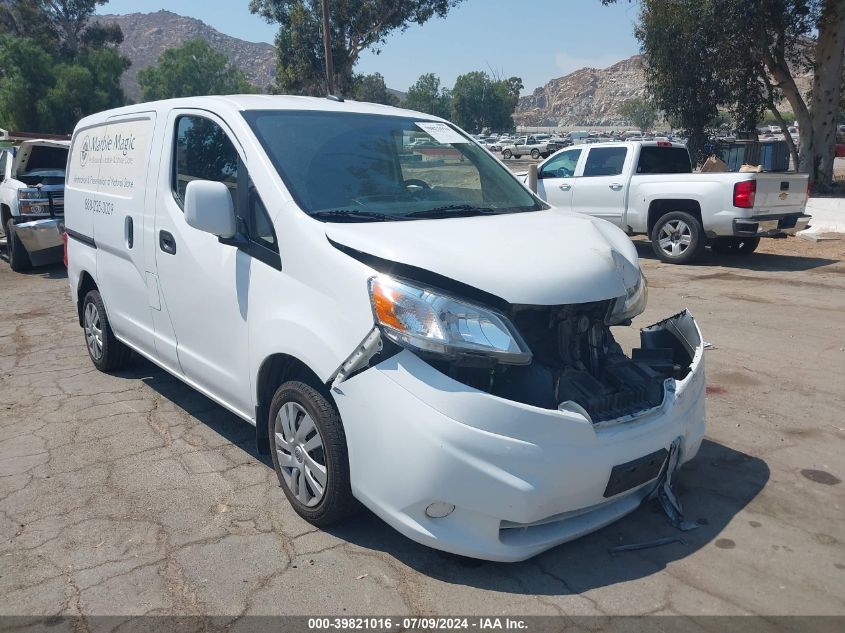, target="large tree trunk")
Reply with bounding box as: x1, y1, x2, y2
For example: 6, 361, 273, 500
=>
811, 0, 845, 189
